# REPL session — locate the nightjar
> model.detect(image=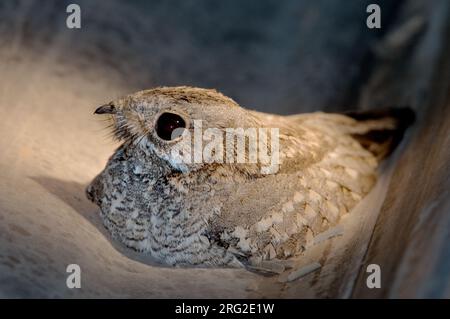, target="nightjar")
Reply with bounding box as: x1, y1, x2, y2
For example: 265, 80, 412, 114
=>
86, 86, 413, 268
